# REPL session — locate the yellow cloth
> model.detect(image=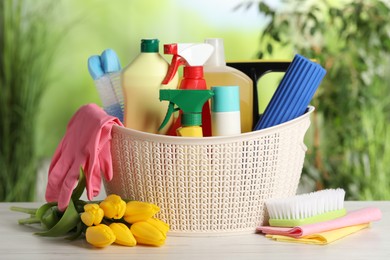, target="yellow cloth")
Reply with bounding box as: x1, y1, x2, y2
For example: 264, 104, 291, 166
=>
265, 223, 369, 245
